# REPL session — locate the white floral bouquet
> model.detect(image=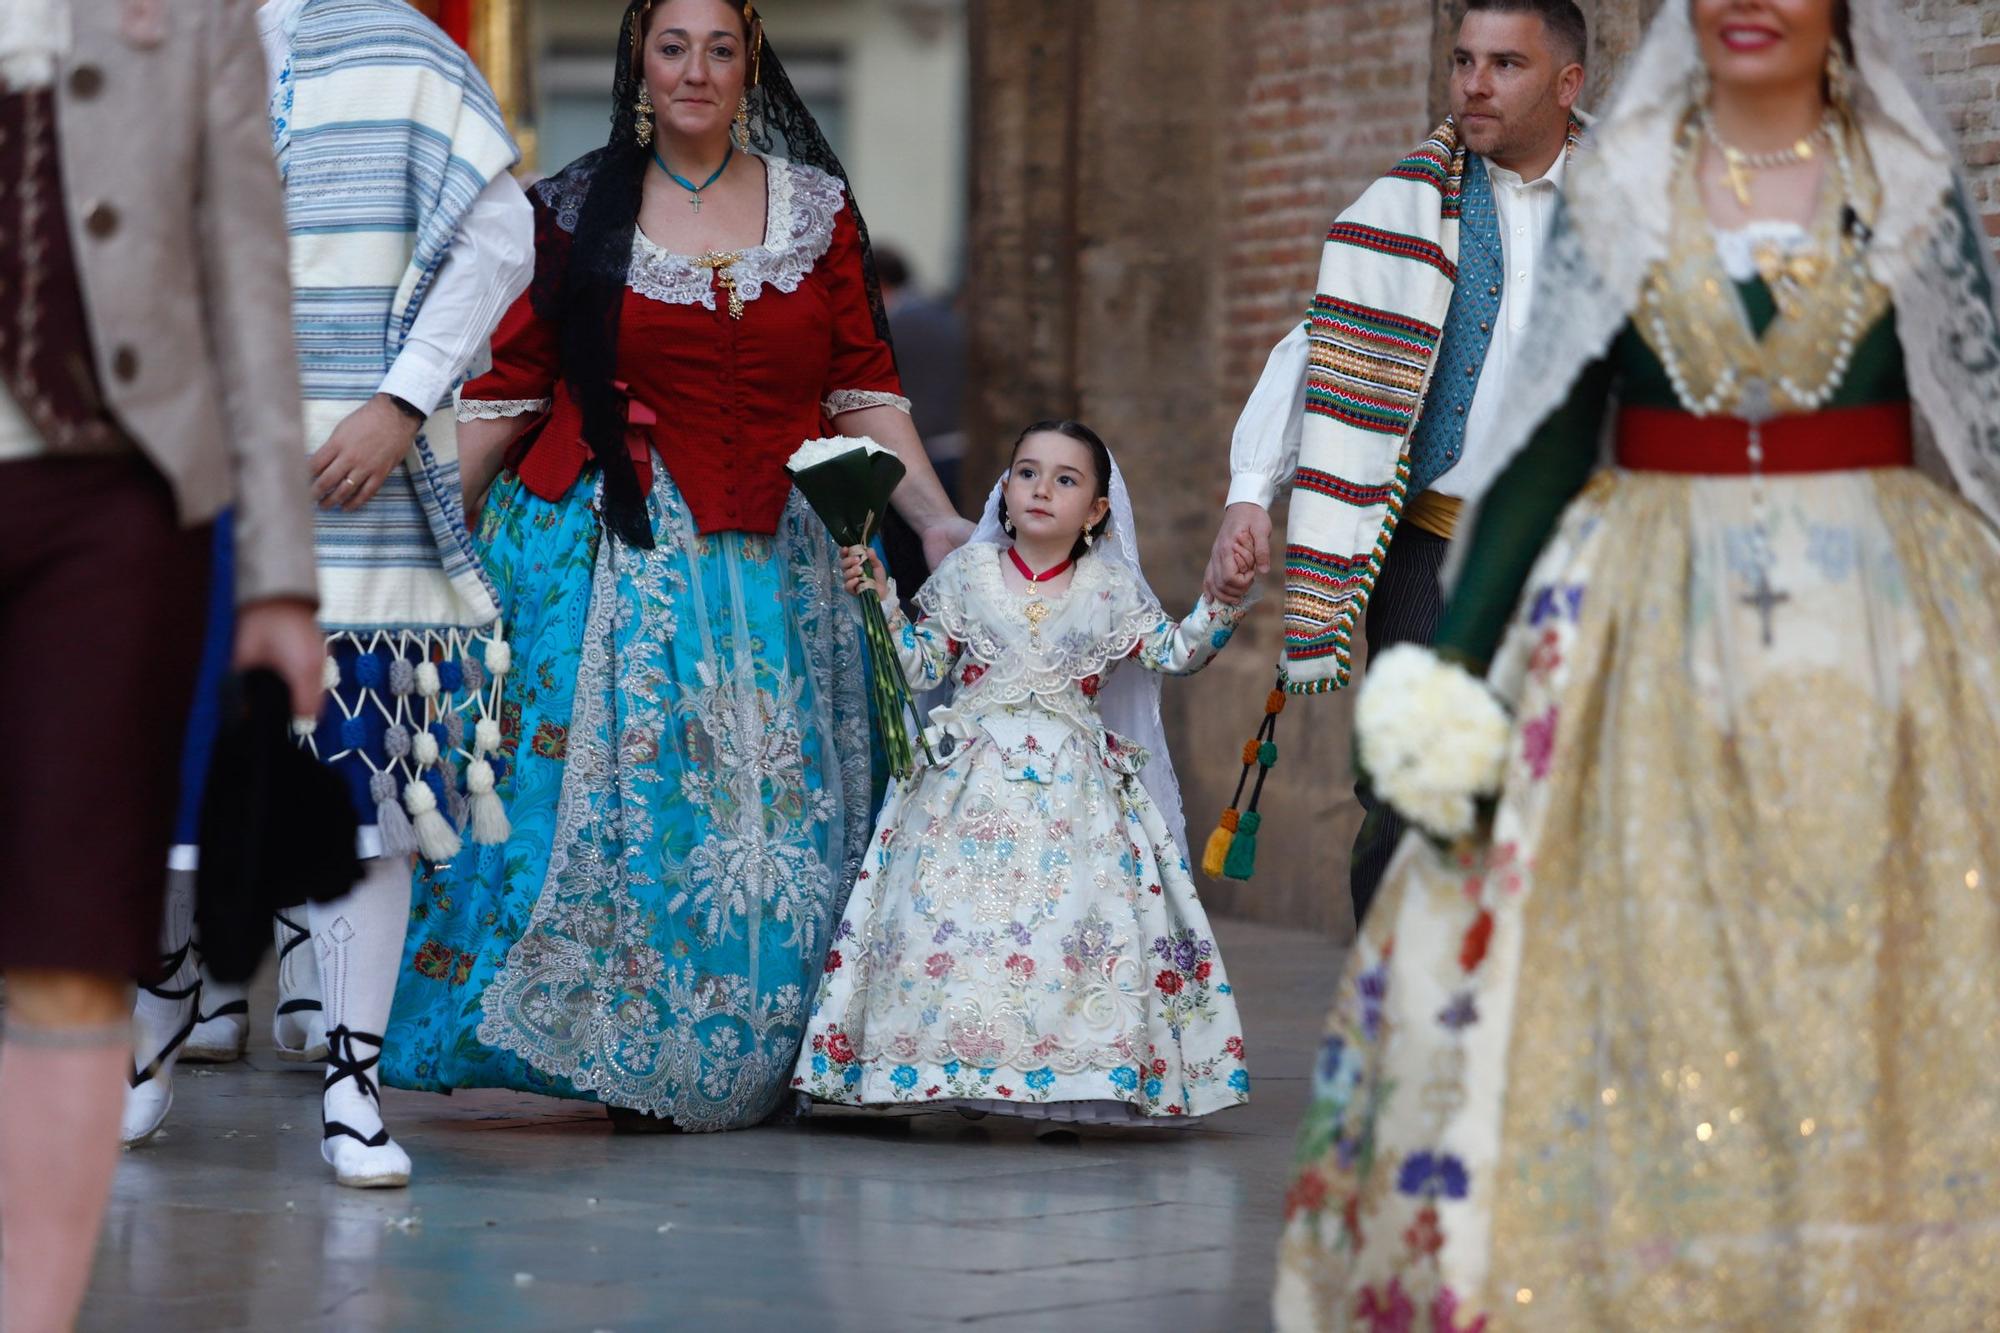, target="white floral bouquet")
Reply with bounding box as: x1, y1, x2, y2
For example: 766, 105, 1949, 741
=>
1352, 644, 1510, 843
786, 436, 931, 778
